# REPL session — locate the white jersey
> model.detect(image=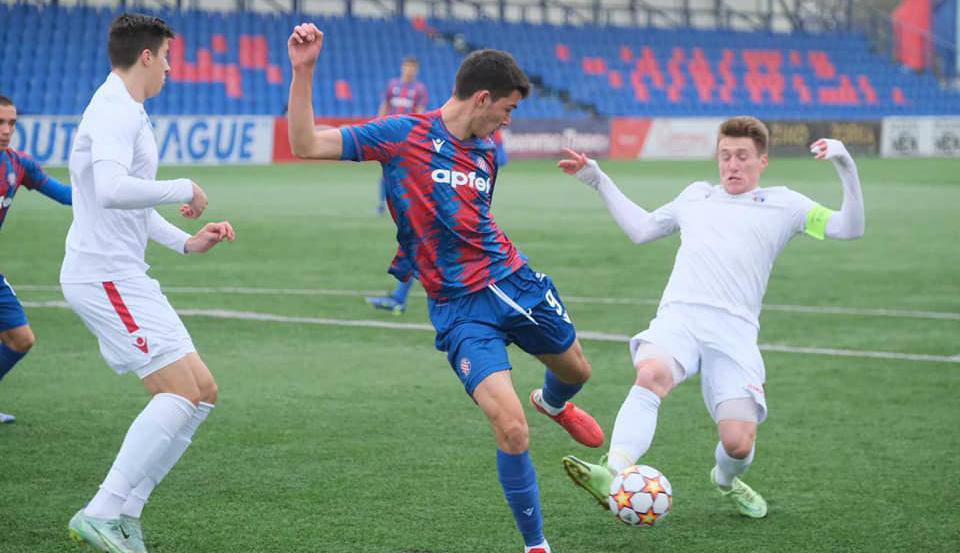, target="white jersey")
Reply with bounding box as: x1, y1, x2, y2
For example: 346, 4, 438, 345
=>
60, 73, 189, 284
651, 181, 819, 326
